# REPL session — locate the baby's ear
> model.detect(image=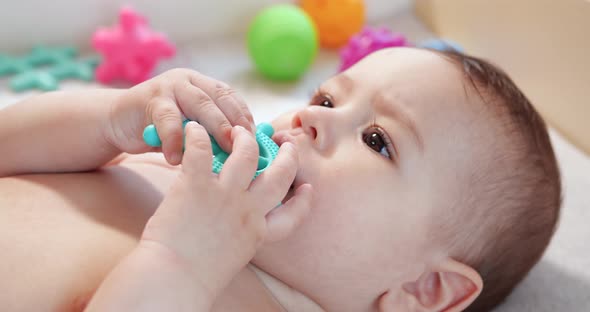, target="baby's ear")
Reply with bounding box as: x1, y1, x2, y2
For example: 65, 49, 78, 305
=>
378, 258, 483, 312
